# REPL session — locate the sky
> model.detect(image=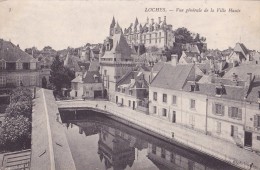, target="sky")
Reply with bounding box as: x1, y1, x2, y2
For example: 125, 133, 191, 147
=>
0, 0, 259, 51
